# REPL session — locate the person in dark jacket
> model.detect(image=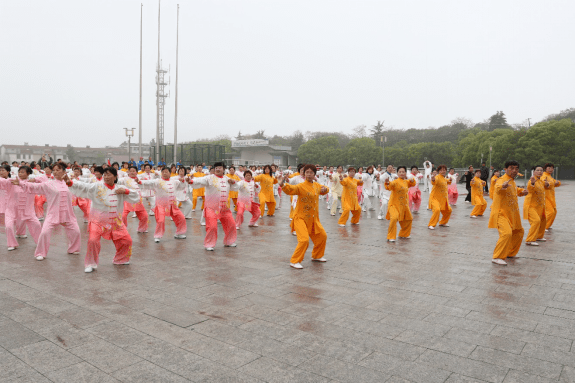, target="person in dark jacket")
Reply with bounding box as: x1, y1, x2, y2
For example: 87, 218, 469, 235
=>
38, 154, 53, 169
480, 162, 489, 193
463, 165, 474, 202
